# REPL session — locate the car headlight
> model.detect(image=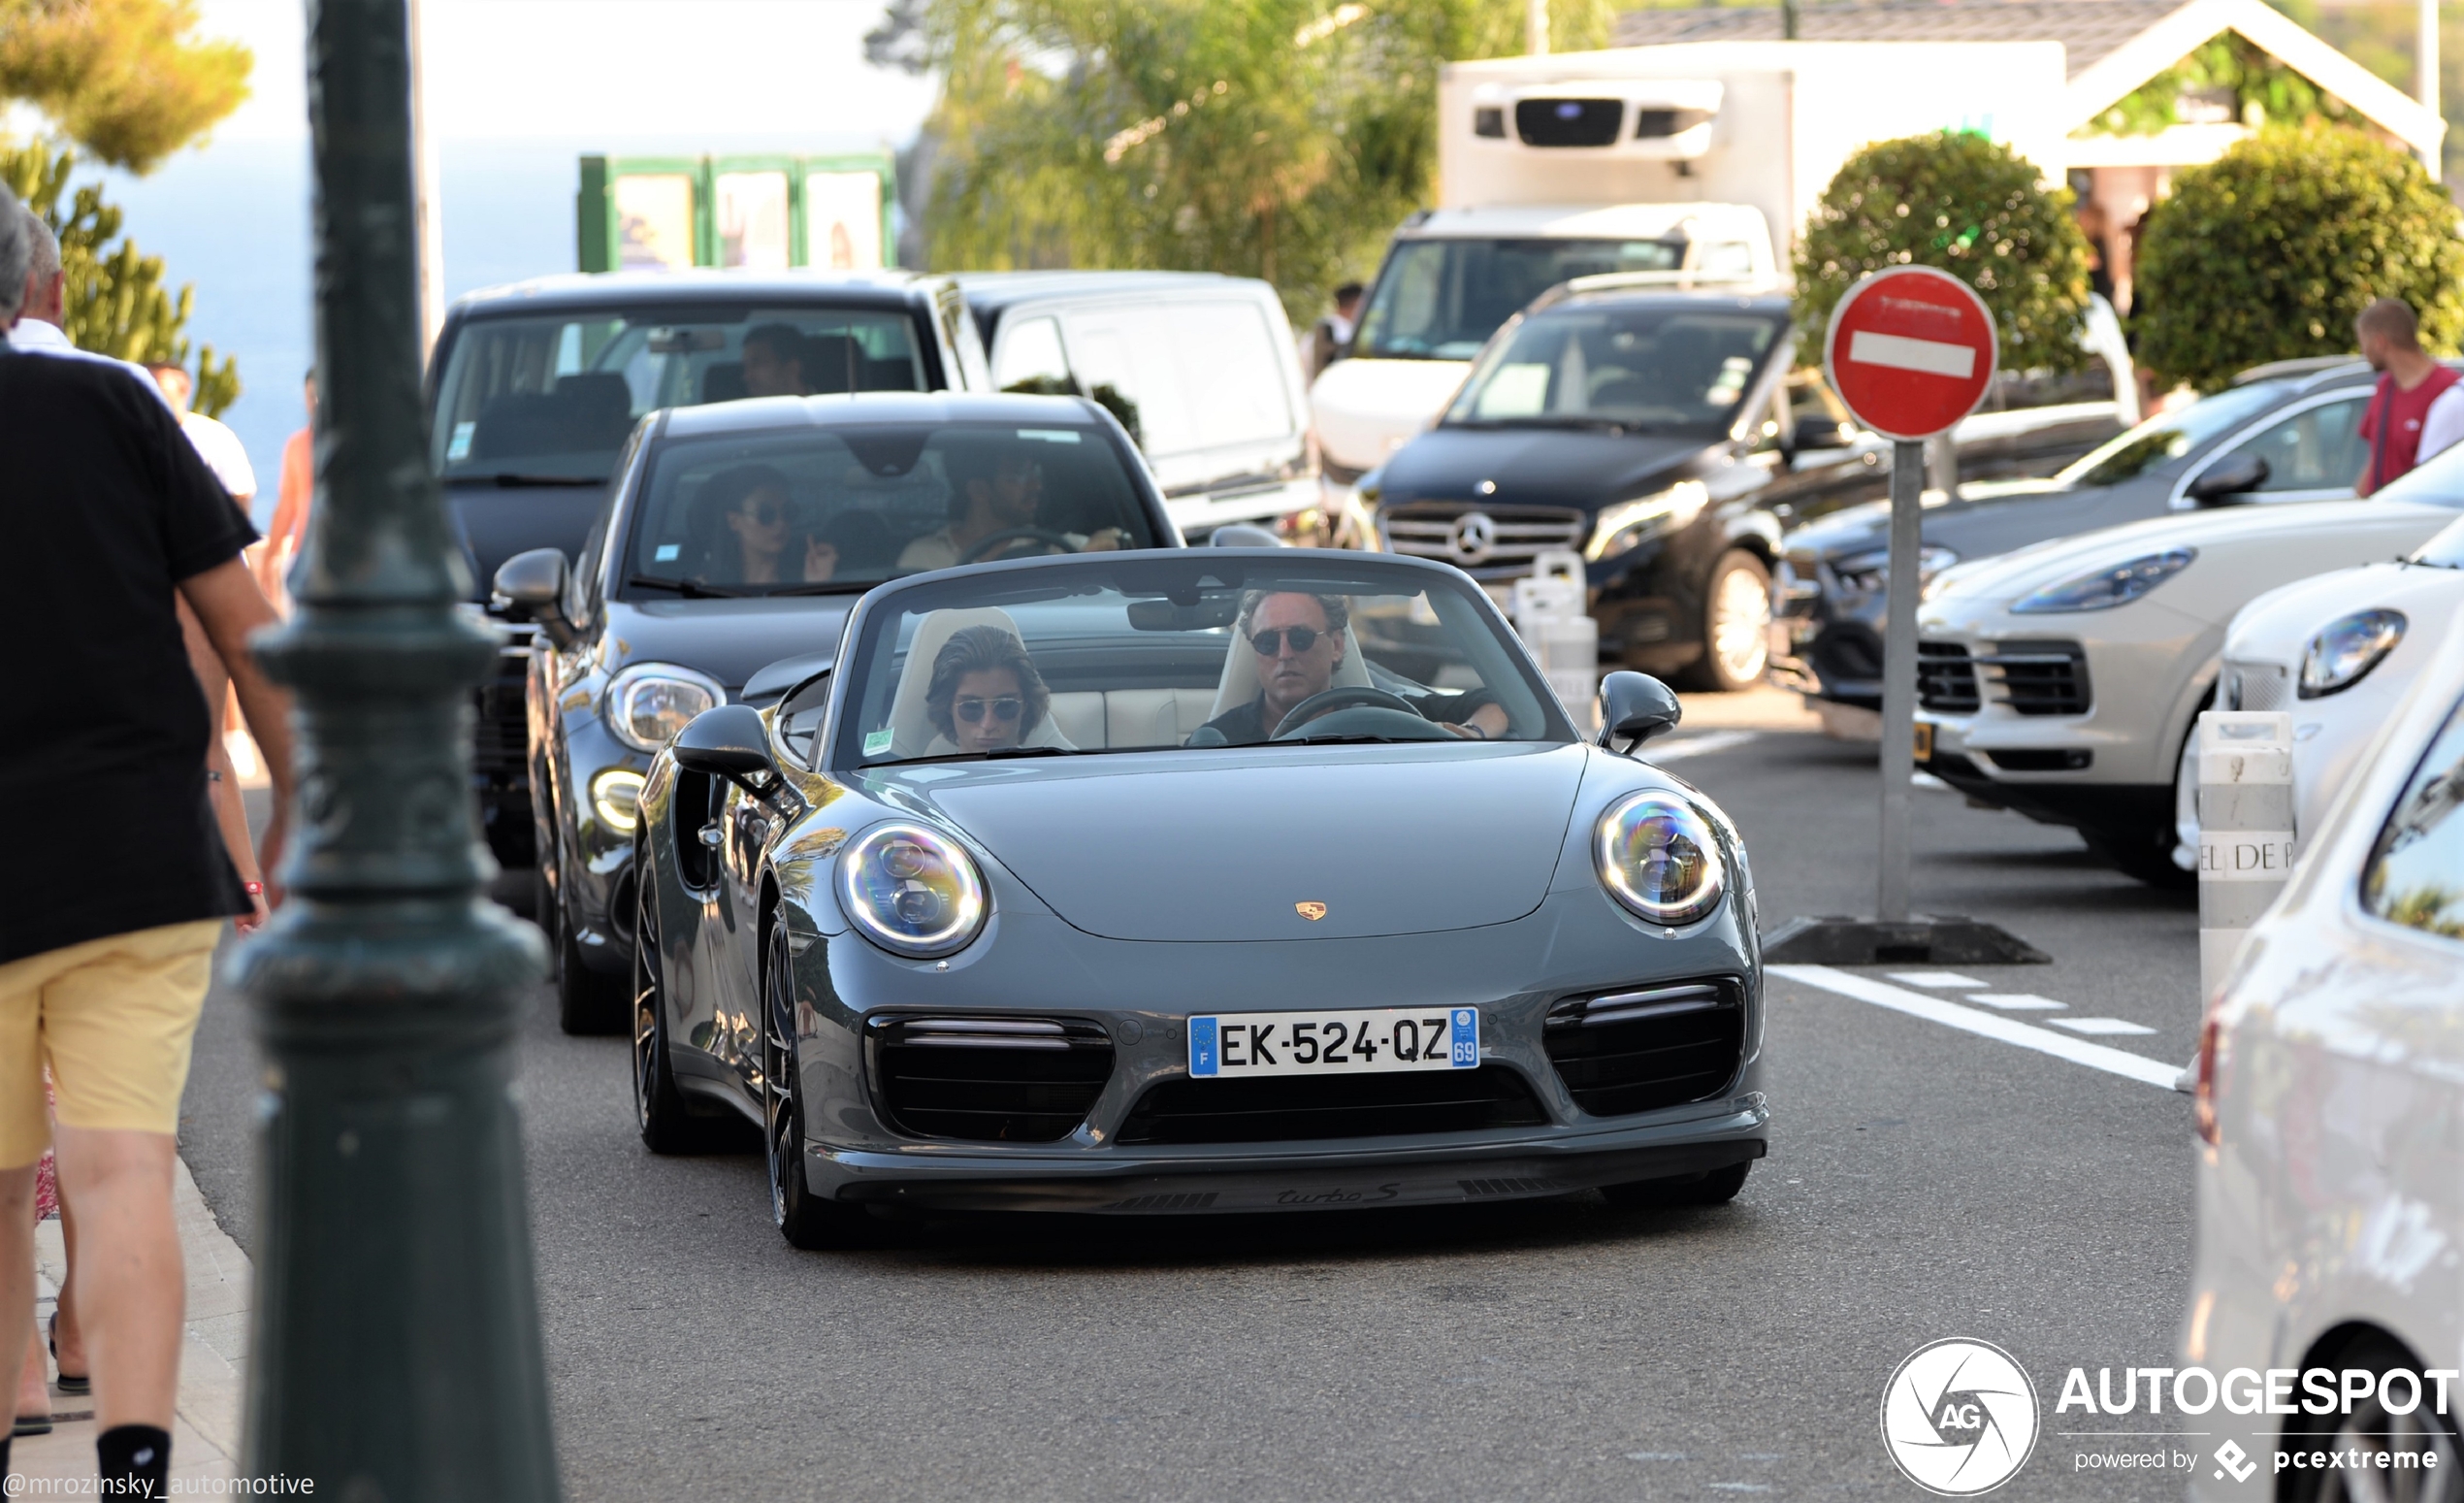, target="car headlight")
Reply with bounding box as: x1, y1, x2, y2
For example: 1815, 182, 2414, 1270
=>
605, 663, 726, 753
2298, 609, 2406, 699
1594, 791, 1726, 926
1586, 480, 1709, 562
836, 824, 989, 958
590, 768, 644, 833
2010, 548, 2195, 614
1832, 545, 1959, 596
